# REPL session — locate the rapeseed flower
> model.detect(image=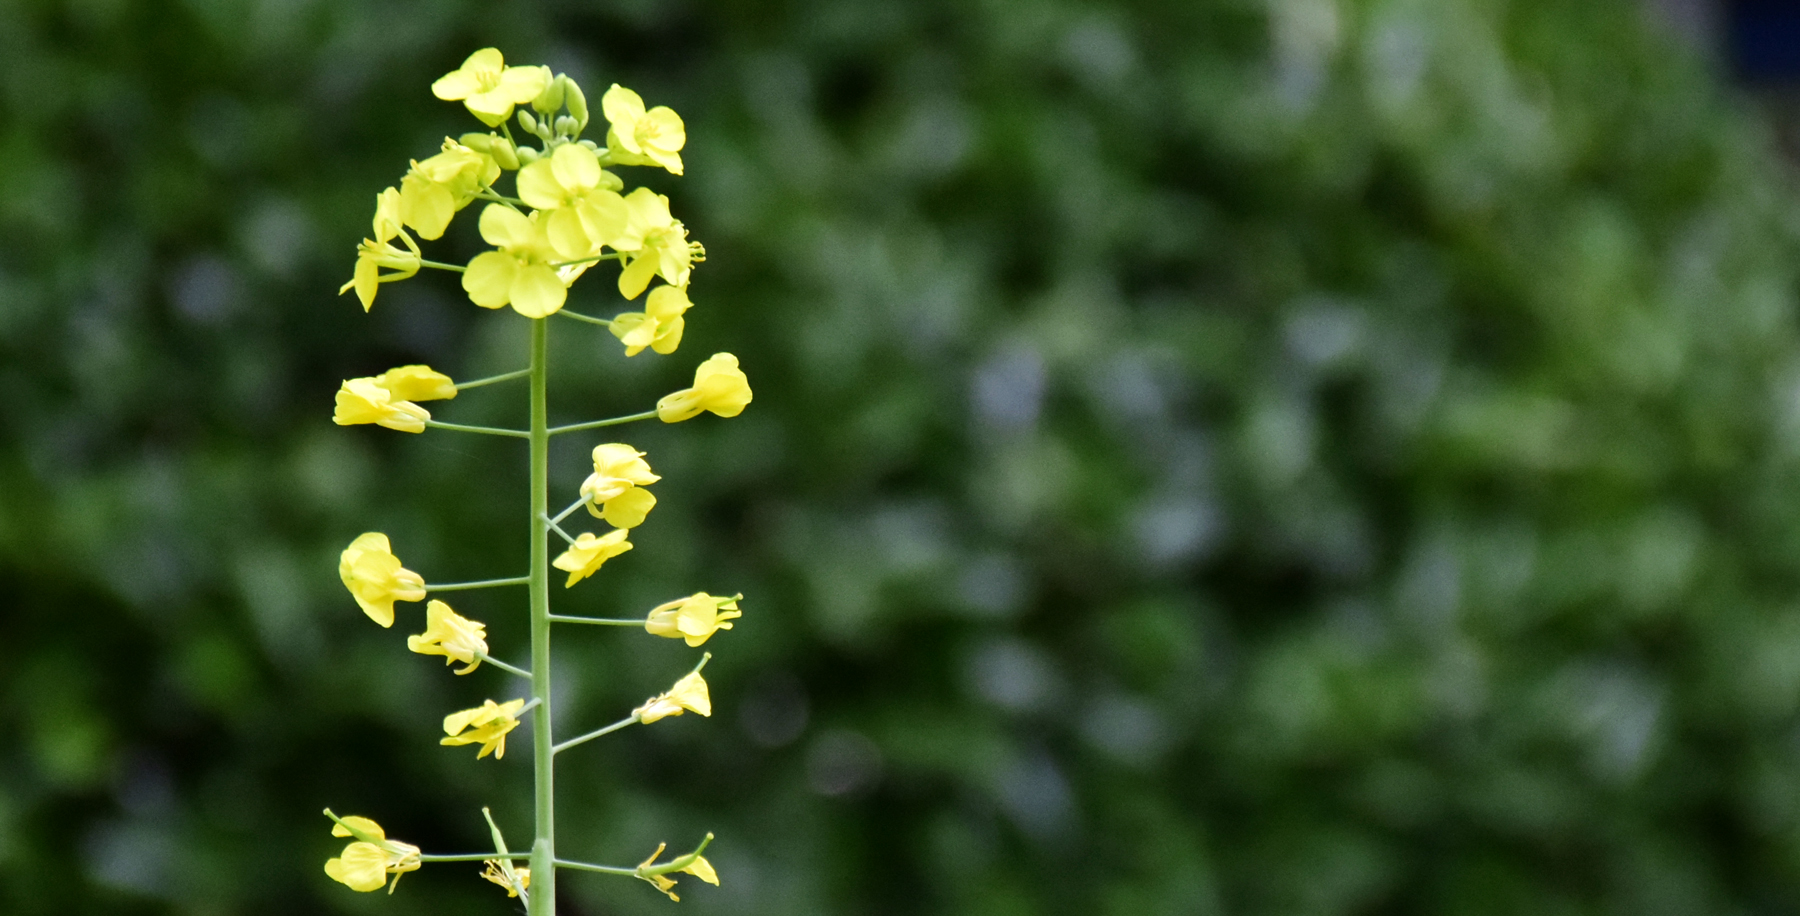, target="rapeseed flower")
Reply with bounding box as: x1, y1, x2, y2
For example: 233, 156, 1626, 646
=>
441, 698, 526, 759
431, 48, 551, 127
407, 600, 488, 674
324, 814, 421, 894
339, 187, 422, 311
581, 444, 659, 529
634, 671, 711, 723
645, 593, 742, 647
463, 204, 568, 318
339, 533, 426, 627
657, 353, 752, 423
333, 377, 430, 432
481, 860, 530, 899
516, 142, 627, 259
634, 840, 720, 901
551, 529, 633, 587
376, 365, 457, 402
602, 84, 687, 175
399, 138, 501, 240
613, 188, 699, 299
611, 285, 690, 357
